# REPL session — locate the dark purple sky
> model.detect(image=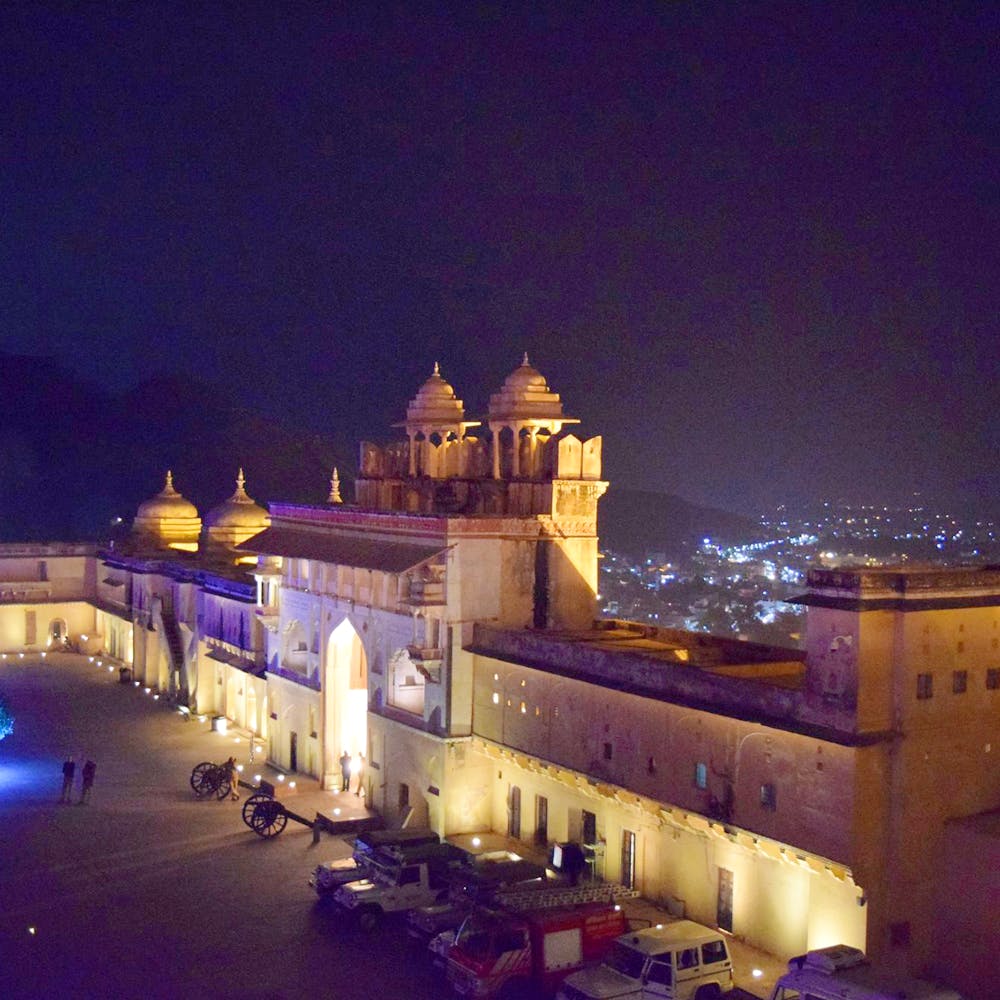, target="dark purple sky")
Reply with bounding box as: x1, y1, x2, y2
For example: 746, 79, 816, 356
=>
1, 3, 997, 516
